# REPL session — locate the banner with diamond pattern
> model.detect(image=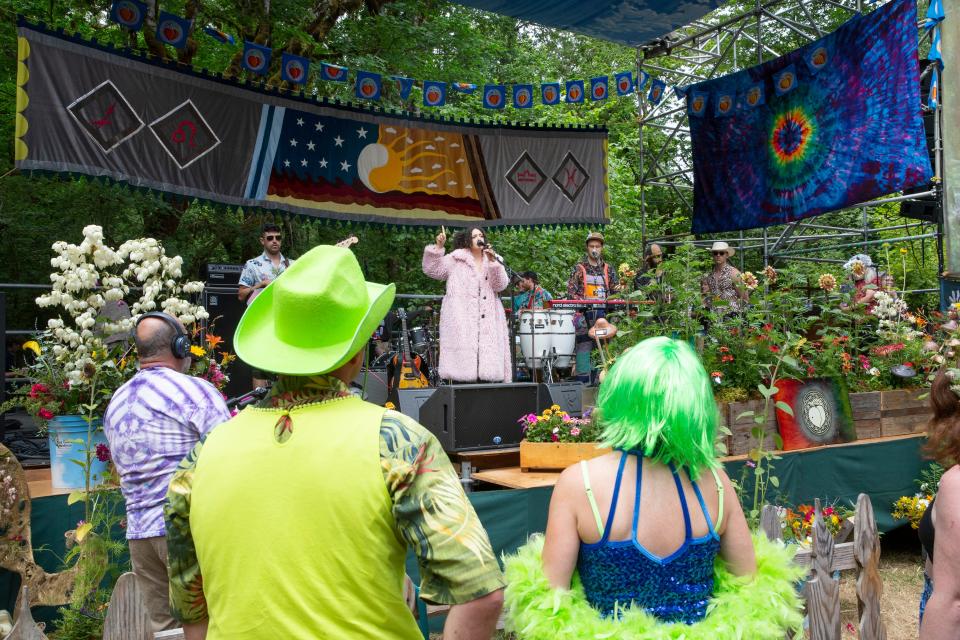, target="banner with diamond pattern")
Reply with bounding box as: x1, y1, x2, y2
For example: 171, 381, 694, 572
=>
15, 21, 609, 228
